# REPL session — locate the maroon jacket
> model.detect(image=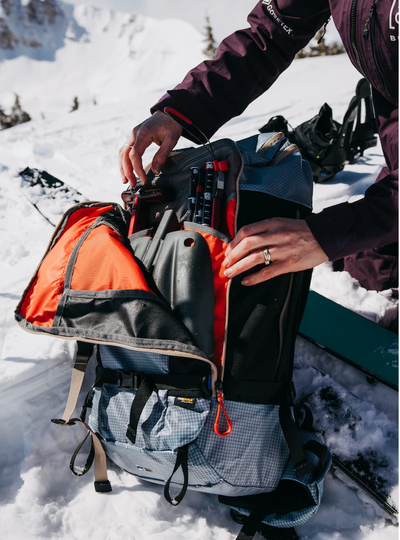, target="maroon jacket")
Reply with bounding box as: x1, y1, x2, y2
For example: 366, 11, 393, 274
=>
152, 0, 398, 283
